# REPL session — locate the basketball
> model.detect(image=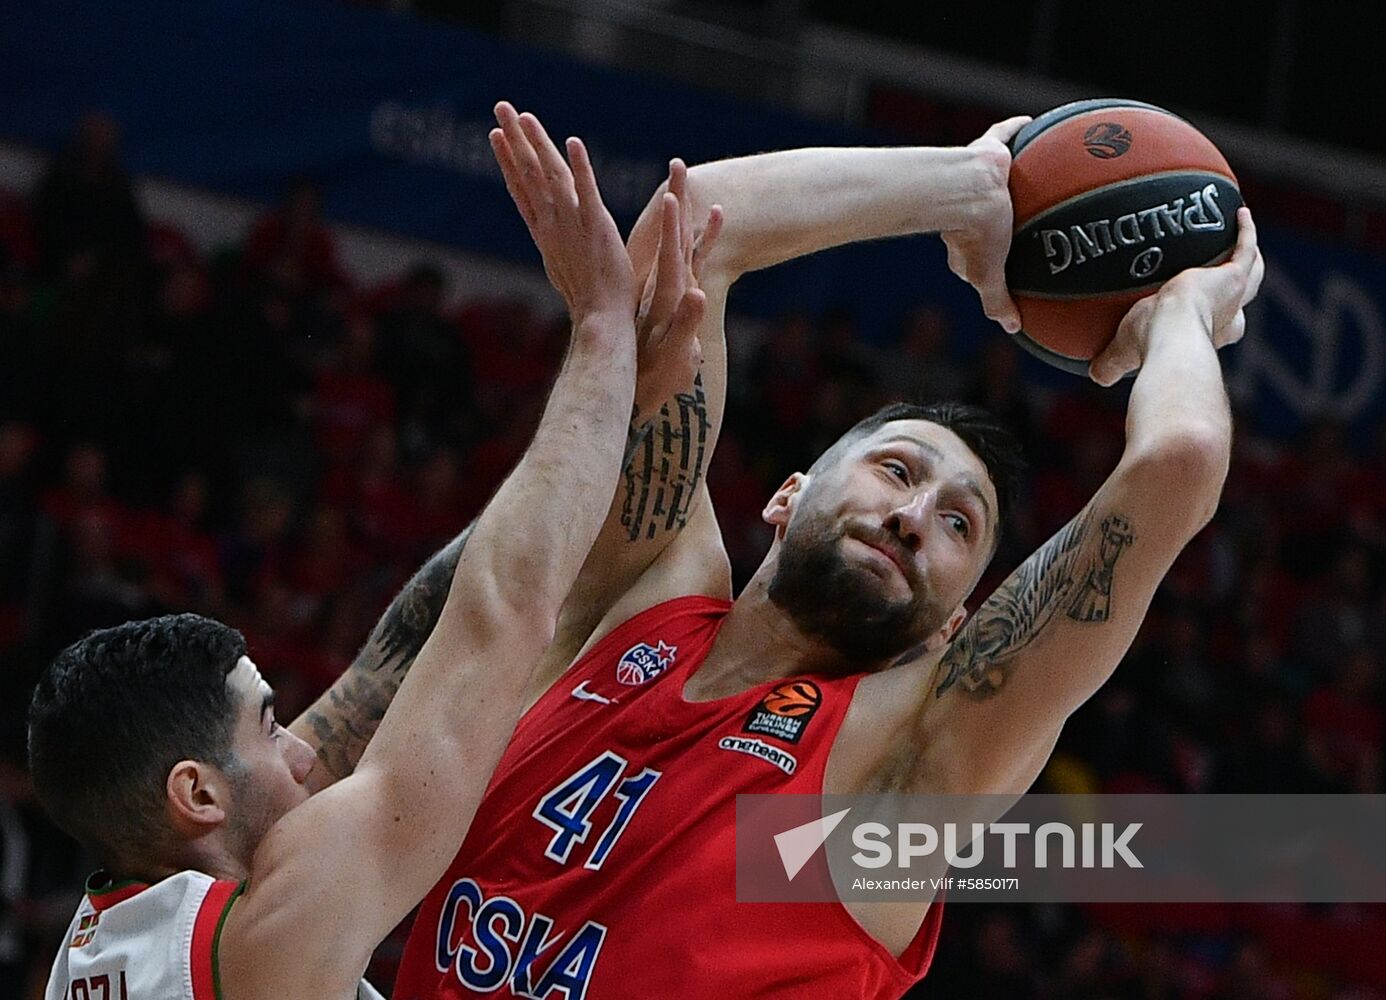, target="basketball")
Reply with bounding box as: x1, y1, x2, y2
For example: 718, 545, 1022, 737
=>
1004, 98, 1243, 374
